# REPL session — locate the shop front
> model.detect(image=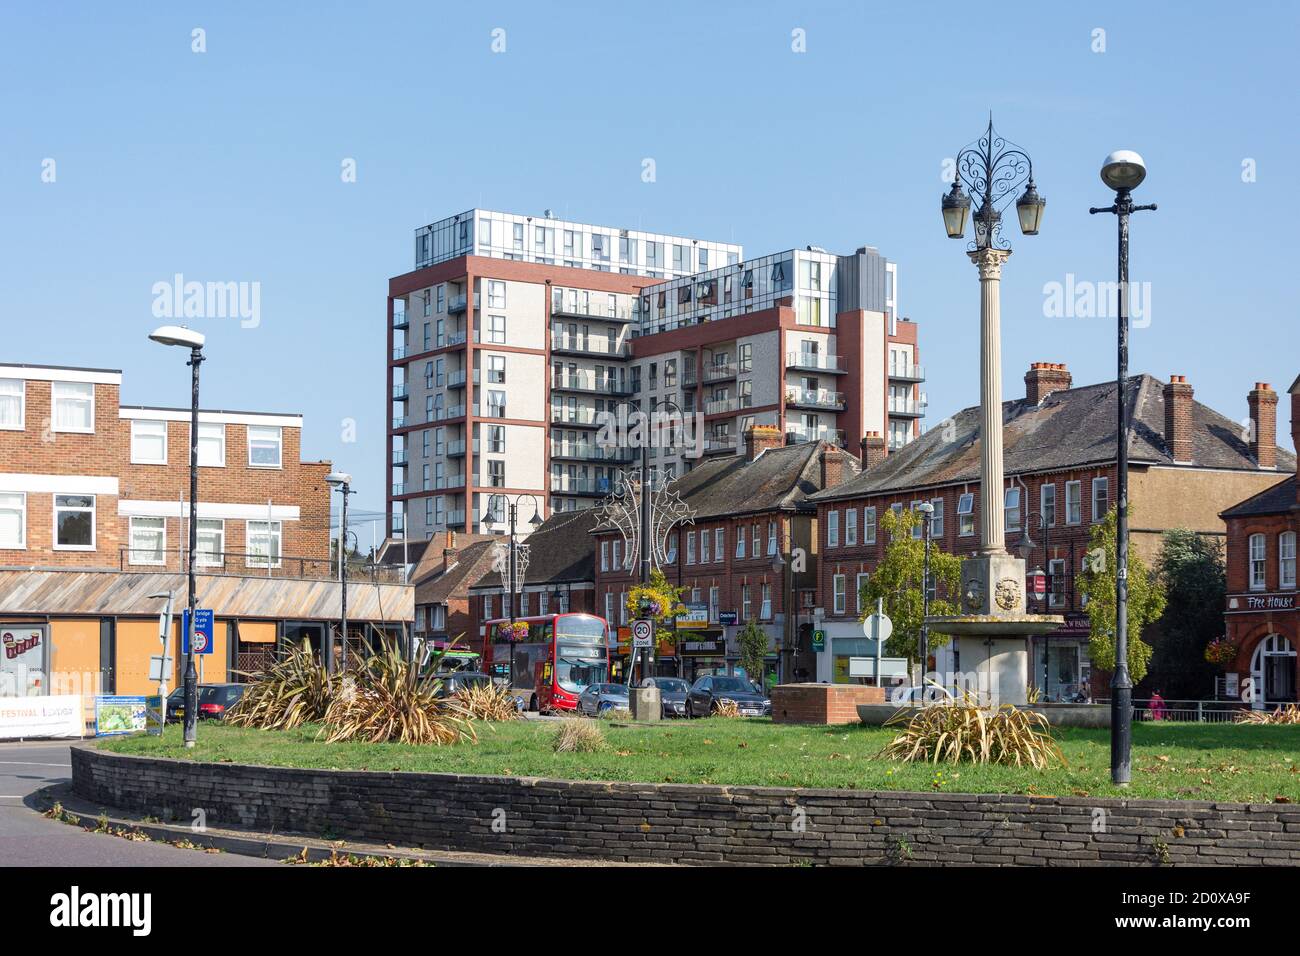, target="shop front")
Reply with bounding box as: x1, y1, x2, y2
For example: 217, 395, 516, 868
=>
677, 633, 727, 683
1028, 614, 1093, 703
1225, 591, 1298, 709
